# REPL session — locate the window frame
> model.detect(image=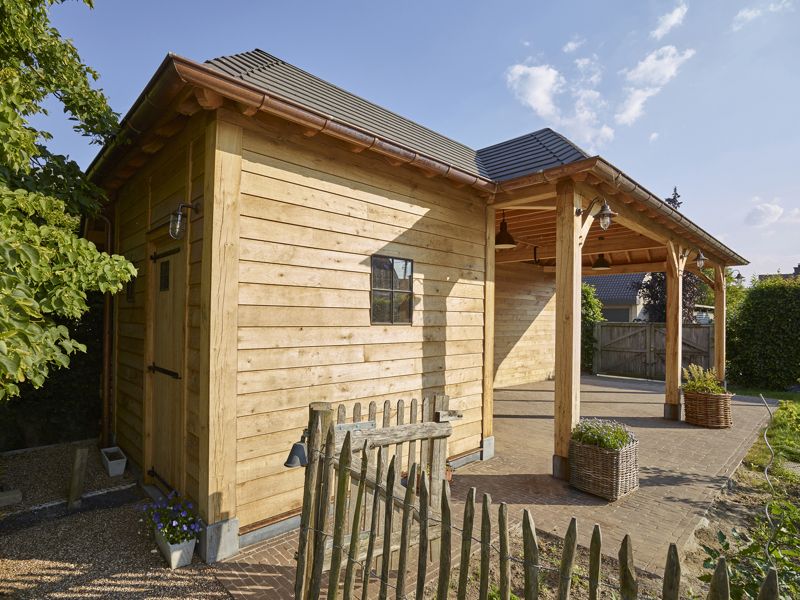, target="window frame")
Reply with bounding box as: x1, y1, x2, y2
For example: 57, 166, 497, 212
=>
370, 255, 414, 325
